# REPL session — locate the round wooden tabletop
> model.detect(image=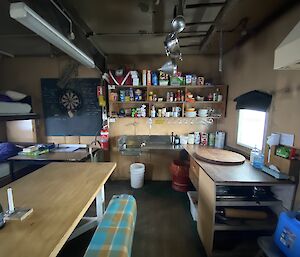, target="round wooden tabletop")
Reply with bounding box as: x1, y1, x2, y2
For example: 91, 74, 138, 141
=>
194, 147, 246, 165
